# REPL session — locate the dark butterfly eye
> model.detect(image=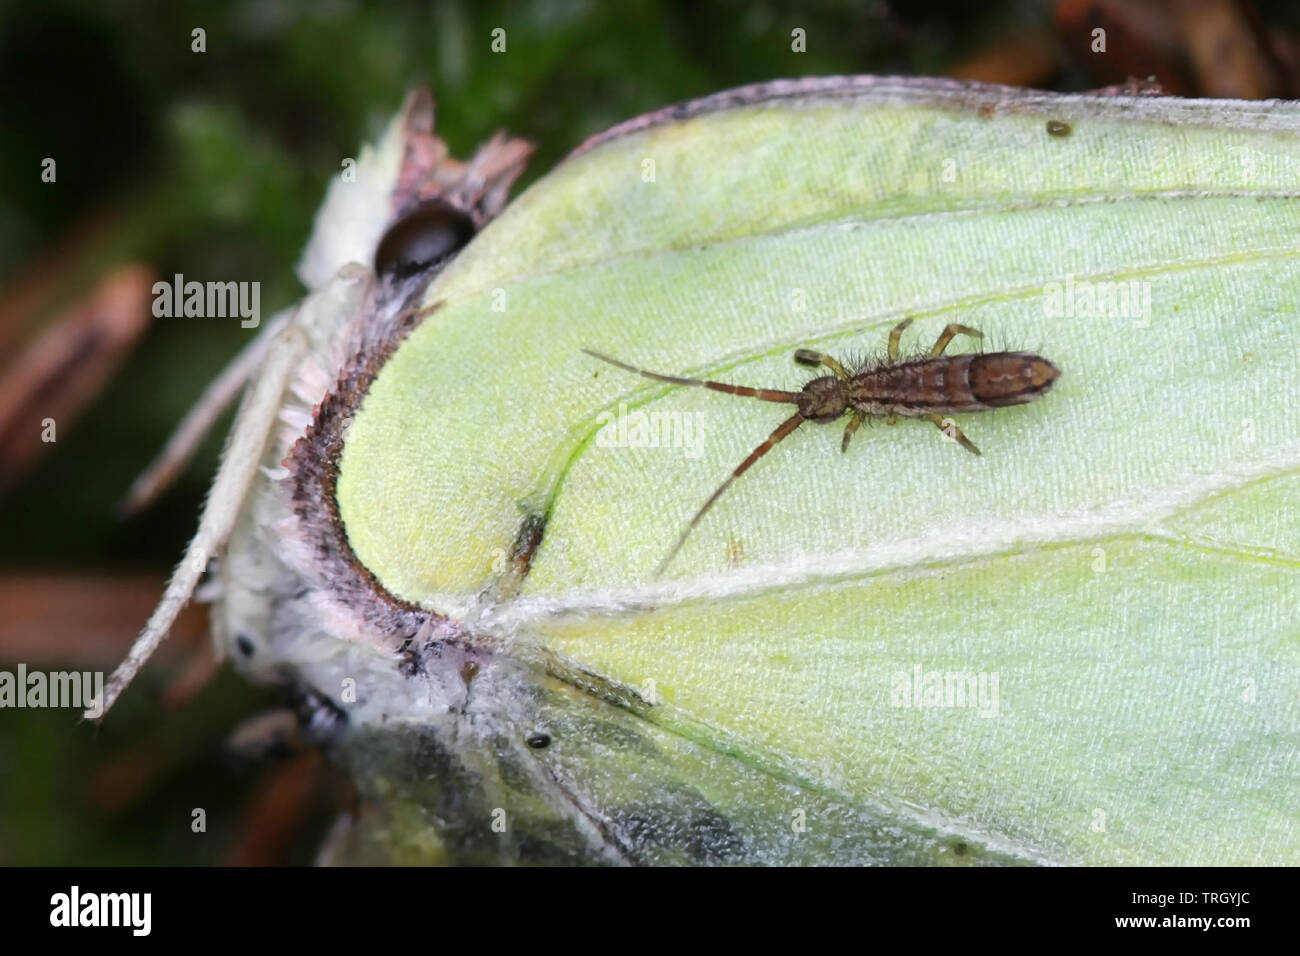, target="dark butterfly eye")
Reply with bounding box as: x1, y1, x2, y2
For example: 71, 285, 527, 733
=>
374, 200, 476, 280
